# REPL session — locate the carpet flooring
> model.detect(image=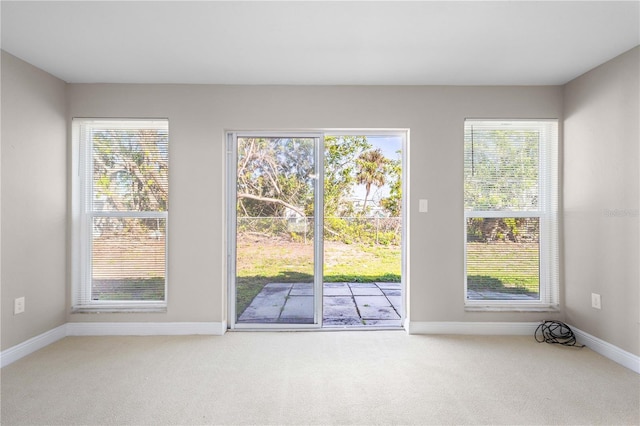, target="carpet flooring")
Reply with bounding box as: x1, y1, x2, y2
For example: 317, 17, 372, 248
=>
1, 331, 638, 425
